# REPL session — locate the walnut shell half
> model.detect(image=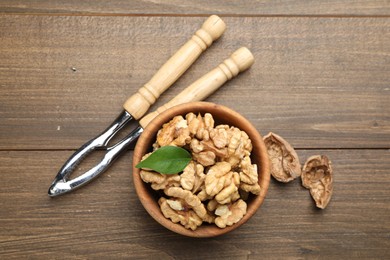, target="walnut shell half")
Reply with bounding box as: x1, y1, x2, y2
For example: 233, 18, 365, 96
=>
263, 132, 301, 183
302, 155, 333, 209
